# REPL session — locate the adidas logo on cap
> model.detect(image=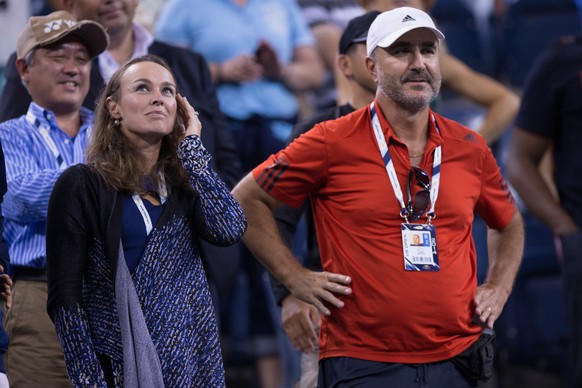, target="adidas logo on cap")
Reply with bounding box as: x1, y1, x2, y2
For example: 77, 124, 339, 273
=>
366, 7, 445, 56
